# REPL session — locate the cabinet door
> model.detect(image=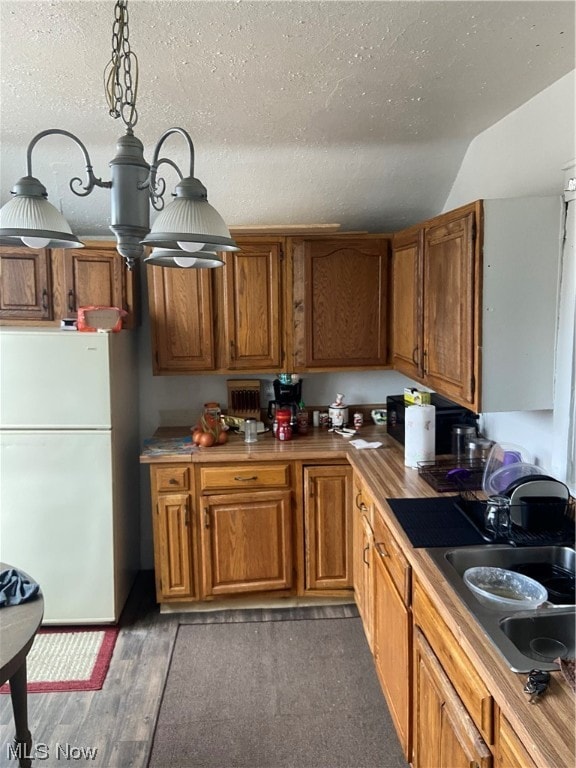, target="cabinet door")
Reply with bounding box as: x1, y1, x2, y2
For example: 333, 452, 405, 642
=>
494, 709, 538, 768
201, 490, 293, 596
153, 493, 195, 600
0, 246, 52, 320
392, 227, 423, 380
413, 628, 492, 768
352, 480, 374, 648
292, 236, 390, 369
373, 544, 411, 760
422, 210, 476, 405
303, 465, 352, 590
221, 240, 283, 370
147, 264, 215, 373
52, 244, 125, 317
